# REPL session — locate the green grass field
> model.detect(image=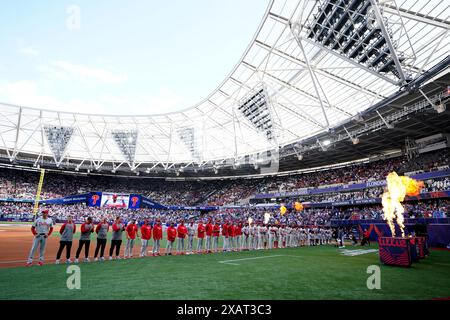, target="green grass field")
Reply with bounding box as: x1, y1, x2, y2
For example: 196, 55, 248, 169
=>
1, 244, 449, 300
